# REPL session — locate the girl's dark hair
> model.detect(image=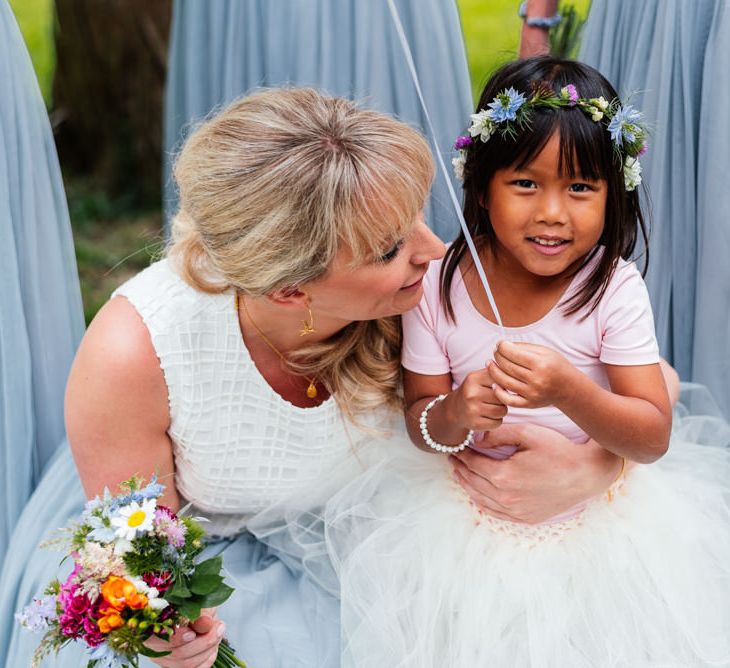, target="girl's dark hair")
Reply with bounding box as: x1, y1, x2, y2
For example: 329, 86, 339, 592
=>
441, 56, 649, 321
